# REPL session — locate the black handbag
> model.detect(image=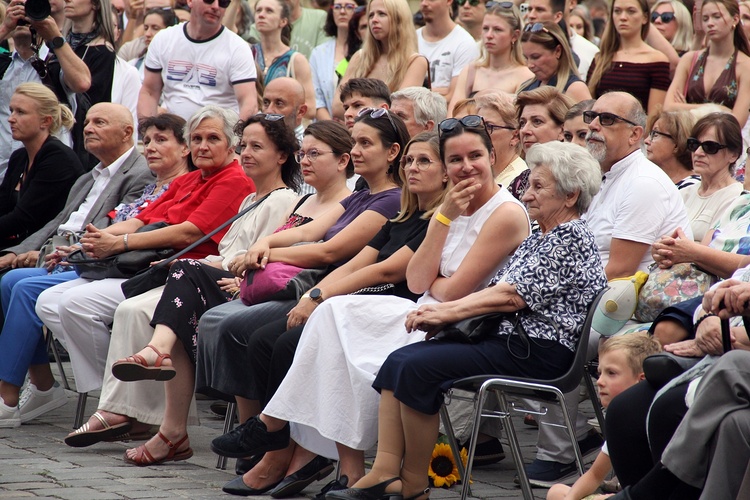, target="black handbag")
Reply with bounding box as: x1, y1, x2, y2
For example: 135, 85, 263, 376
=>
66, 222, 173, 280
121, 191, 275, 299
432, 313, 505, 343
